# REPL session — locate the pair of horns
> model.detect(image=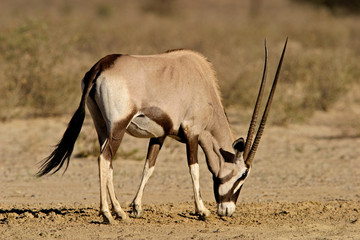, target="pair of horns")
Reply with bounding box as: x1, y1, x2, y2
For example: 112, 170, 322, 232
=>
243, 38, 288, 168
